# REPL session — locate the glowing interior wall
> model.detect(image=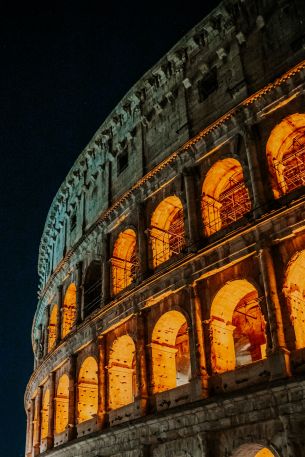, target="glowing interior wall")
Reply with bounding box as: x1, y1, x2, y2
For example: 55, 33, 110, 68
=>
201, 158, 251, 236
48, 304, 58, 352
61, 283, 77, 338
55, 374, 69, 434
111, 229, 137, 295
40, 389, 50, 440
266, 113, 305, 197
77, 356, 98, 423
210, 280, 266, 373
108, 335, 136, 410
151, 310, 190, 393
283, 249, 305, 349
150, 196, 185, 268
